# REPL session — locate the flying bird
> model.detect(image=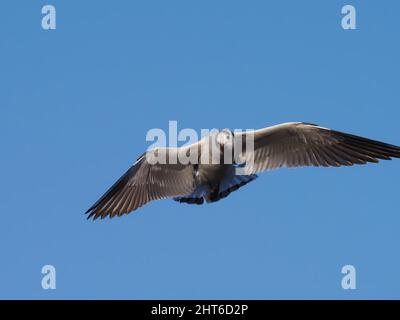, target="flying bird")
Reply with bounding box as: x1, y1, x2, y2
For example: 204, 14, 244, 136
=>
85, 122, 400, 220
